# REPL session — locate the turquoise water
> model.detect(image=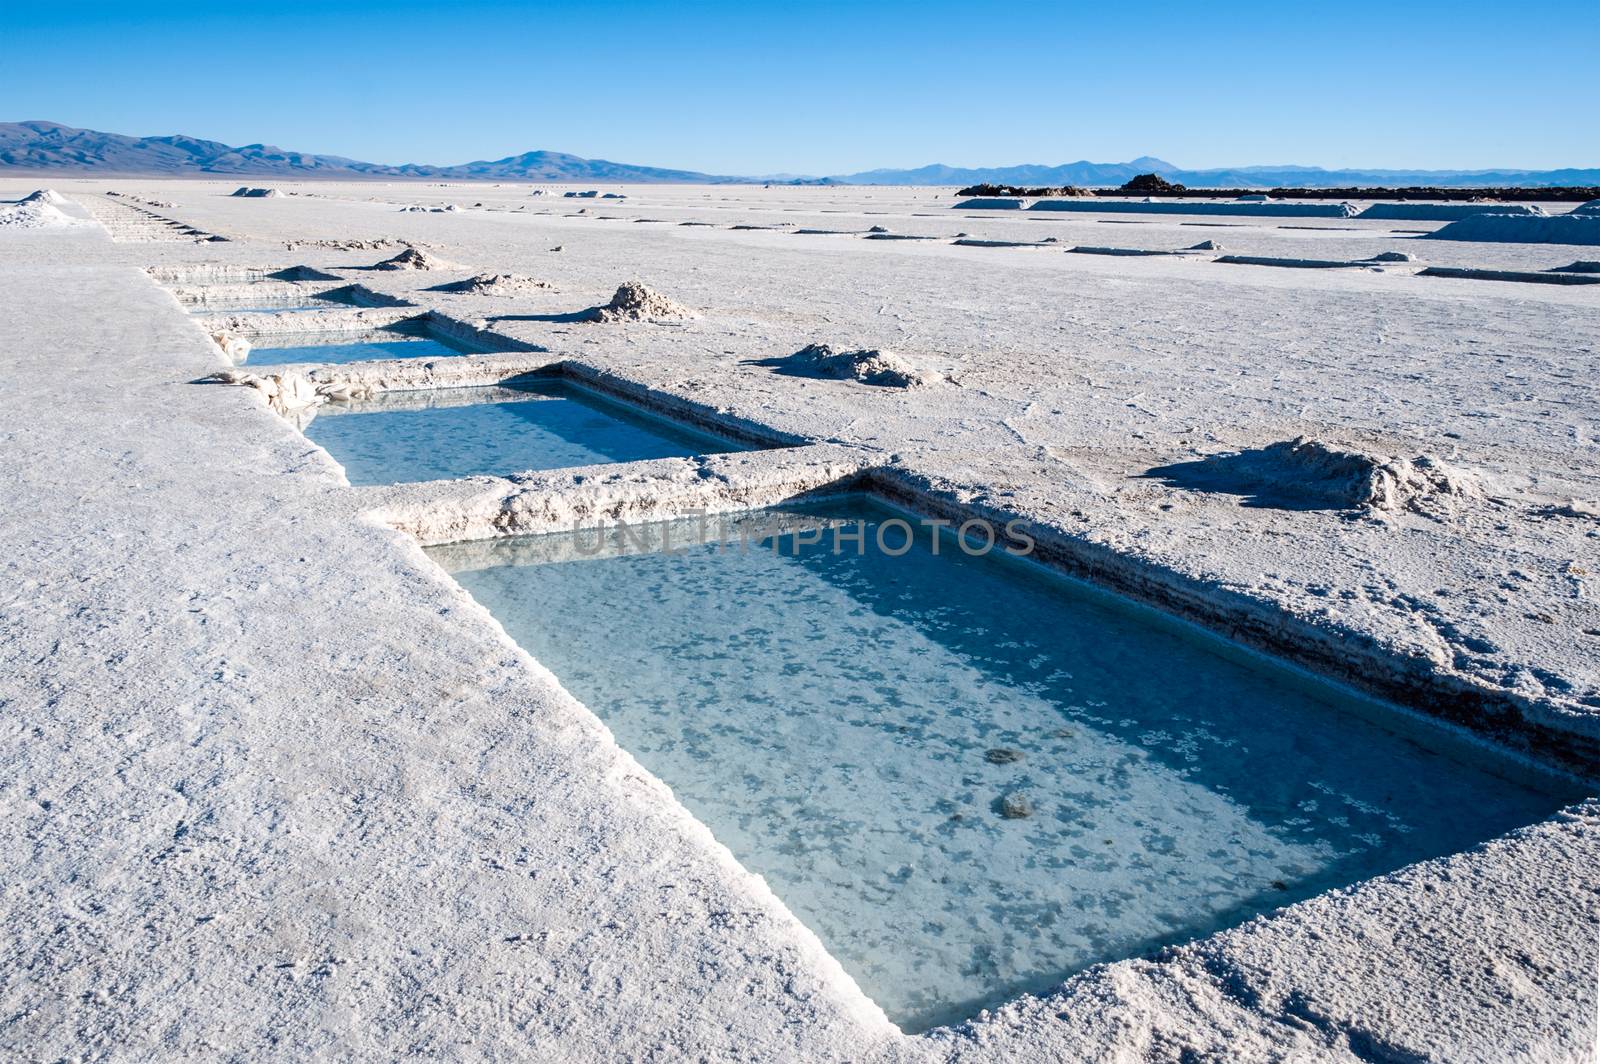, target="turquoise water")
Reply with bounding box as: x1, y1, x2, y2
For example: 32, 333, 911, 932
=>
305, 379, 746, 485
245, 327, 476, 367
427, 500, 1585, 1032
